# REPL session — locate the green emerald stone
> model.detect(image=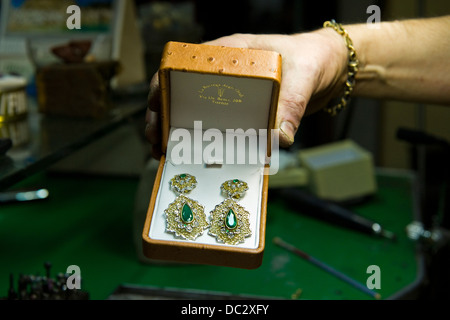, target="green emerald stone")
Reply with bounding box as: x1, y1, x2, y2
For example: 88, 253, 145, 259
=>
180, 174, 186, 178
225, 208, 237, 229
233, 179, 239, 183
181, 203, 193, 223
